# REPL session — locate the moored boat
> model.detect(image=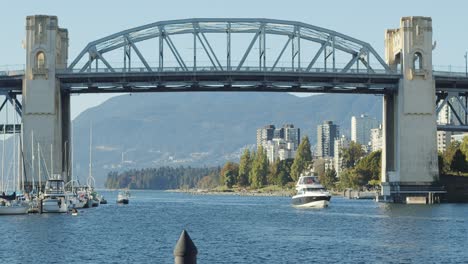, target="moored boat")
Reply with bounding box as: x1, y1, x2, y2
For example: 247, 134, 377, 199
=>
100, 196, 107, 204
291, 175, 331, 208
42, 178, 69, 213
0, 194, 29, 215
117, 190, 130, 204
